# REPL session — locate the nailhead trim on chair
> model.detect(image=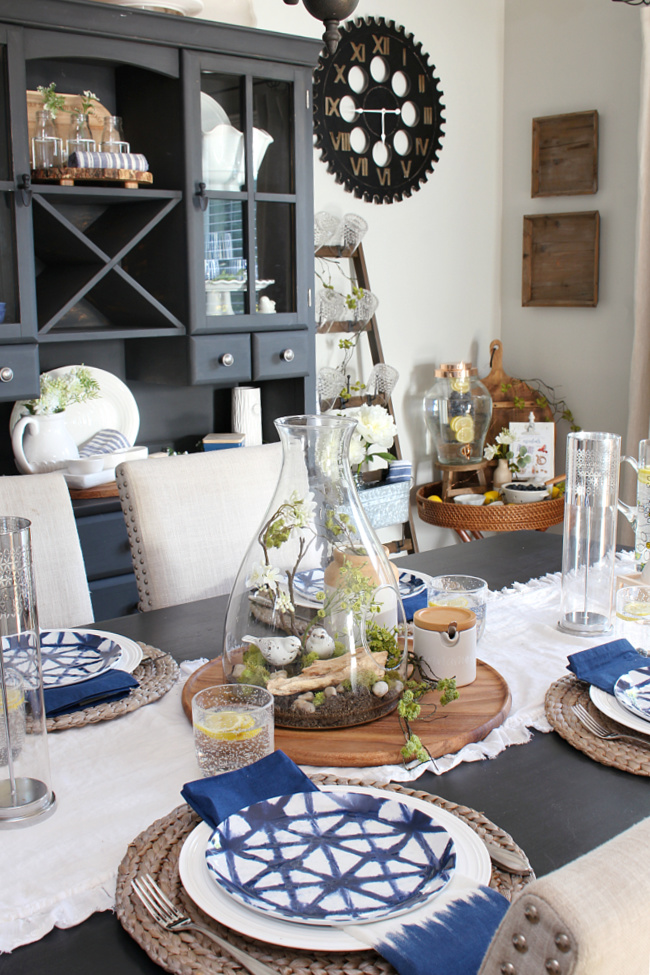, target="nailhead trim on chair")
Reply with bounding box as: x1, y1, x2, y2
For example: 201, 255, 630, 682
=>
116, 468, 153, 611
